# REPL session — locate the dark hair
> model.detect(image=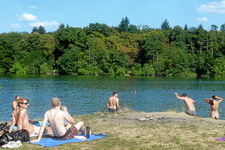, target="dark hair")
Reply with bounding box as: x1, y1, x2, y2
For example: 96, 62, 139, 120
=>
15, 95, 20, 99
113, 92, 118, 95
212, 95, 216, 99
182, 93, 187, 97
